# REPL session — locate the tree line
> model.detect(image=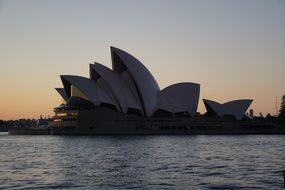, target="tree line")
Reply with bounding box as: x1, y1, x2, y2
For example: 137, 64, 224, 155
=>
279, 95, 285, 124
